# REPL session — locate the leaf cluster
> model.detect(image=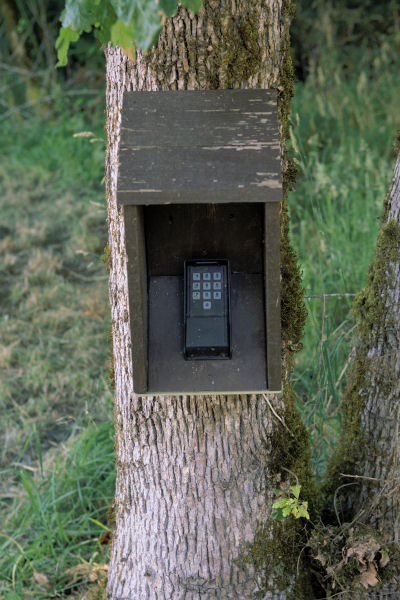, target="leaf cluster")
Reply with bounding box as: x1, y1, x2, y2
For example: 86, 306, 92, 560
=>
56, 0, 202, 66
272, 484, 310, 521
